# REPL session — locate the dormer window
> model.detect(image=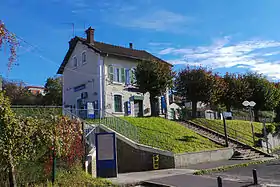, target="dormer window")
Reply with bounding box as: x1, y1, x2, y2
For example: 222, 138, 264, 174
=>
82, 51, 86, 64
73, 56, 77, 68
